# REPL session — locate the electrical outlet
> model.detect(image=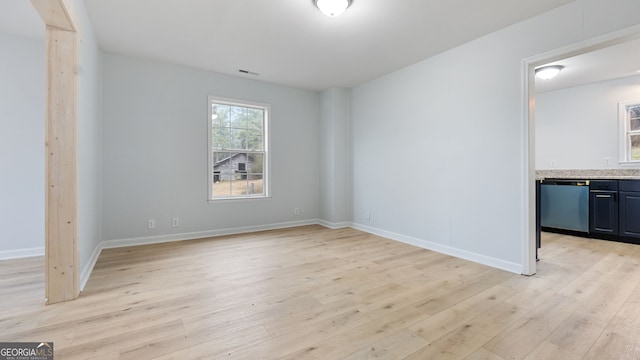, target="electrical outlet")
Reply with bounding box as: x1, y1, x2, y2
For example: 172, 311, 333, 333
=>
365, 211, 370, 221
172, 217, 180, 227
148, 219, 156, 229
604, 157, 611, 166
294, 208, 300, 216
